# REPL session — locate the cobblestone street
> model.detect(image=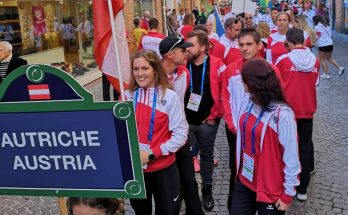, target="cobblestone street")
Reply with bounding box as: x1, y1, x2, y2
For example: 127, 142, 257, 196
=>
0, 31, 347, 214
